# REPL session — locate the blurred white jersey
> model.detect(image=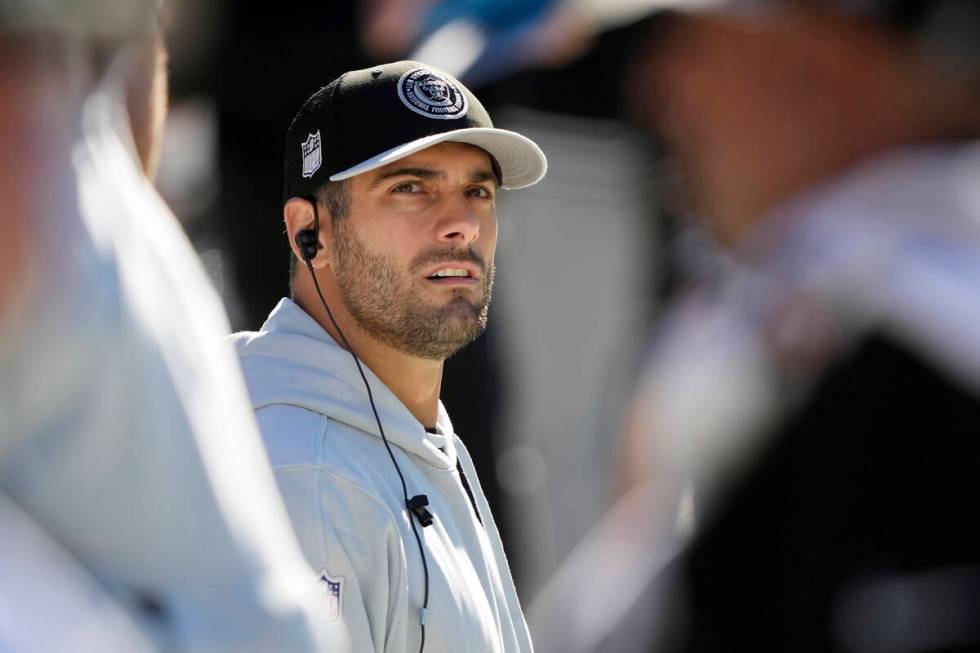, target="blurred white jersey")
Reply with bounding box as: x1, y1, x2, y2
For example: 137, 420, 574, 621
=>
0, 492, 156, 653
0, 61, 333, 652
